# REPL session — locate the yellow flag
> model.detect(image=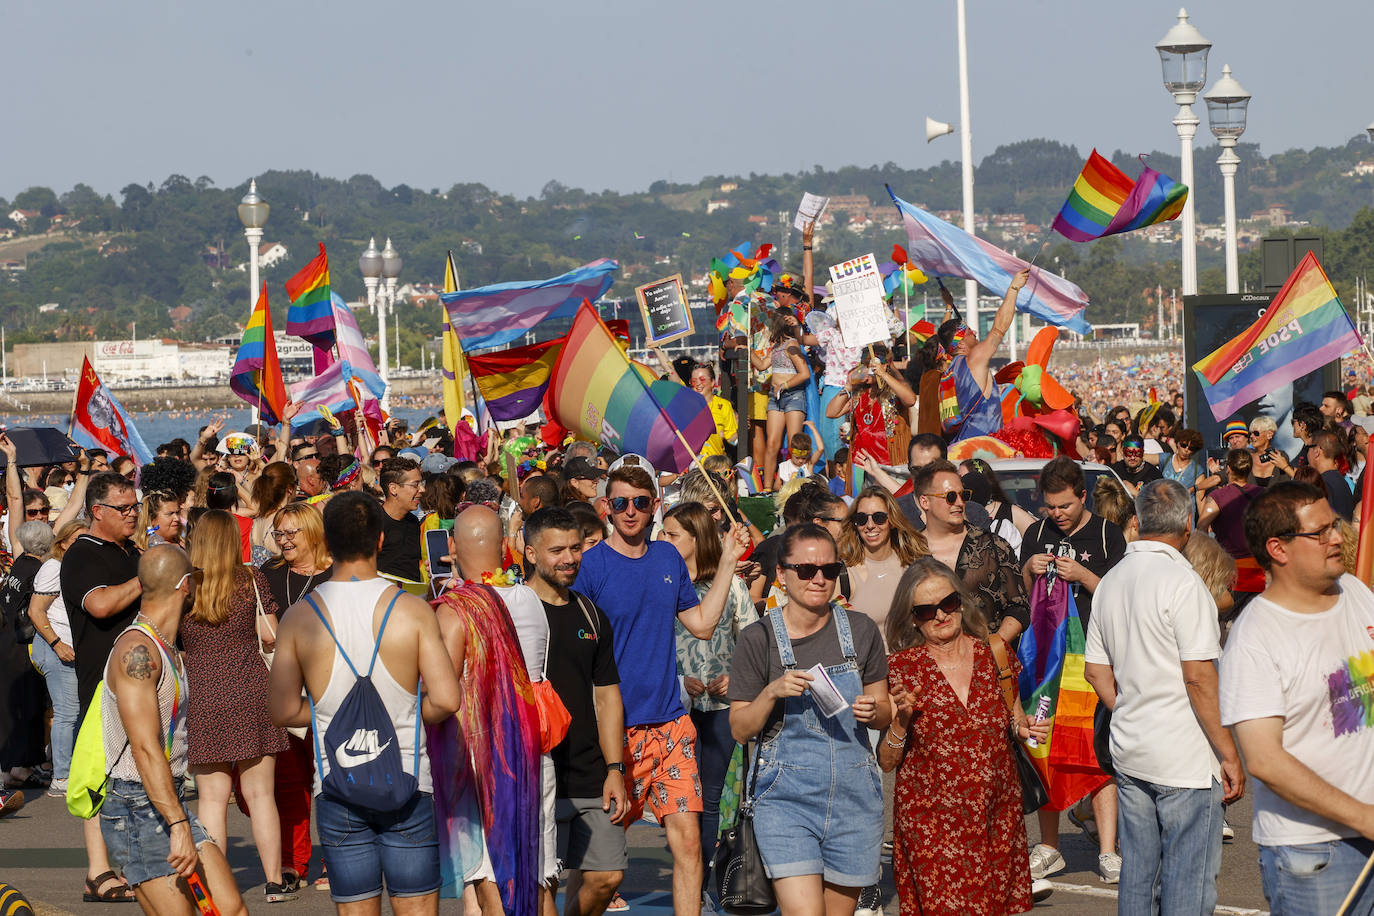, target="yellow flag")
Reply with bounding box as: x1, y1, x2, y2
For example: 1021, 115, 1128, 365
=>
441, 251, 466, 430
